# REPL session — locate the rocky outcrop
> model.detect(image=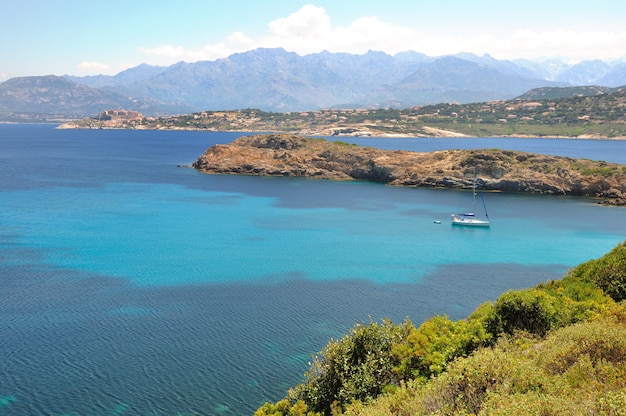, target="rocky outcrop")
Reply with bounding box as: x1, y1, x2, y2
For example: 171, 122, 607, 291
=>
192, 134, 626, 206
